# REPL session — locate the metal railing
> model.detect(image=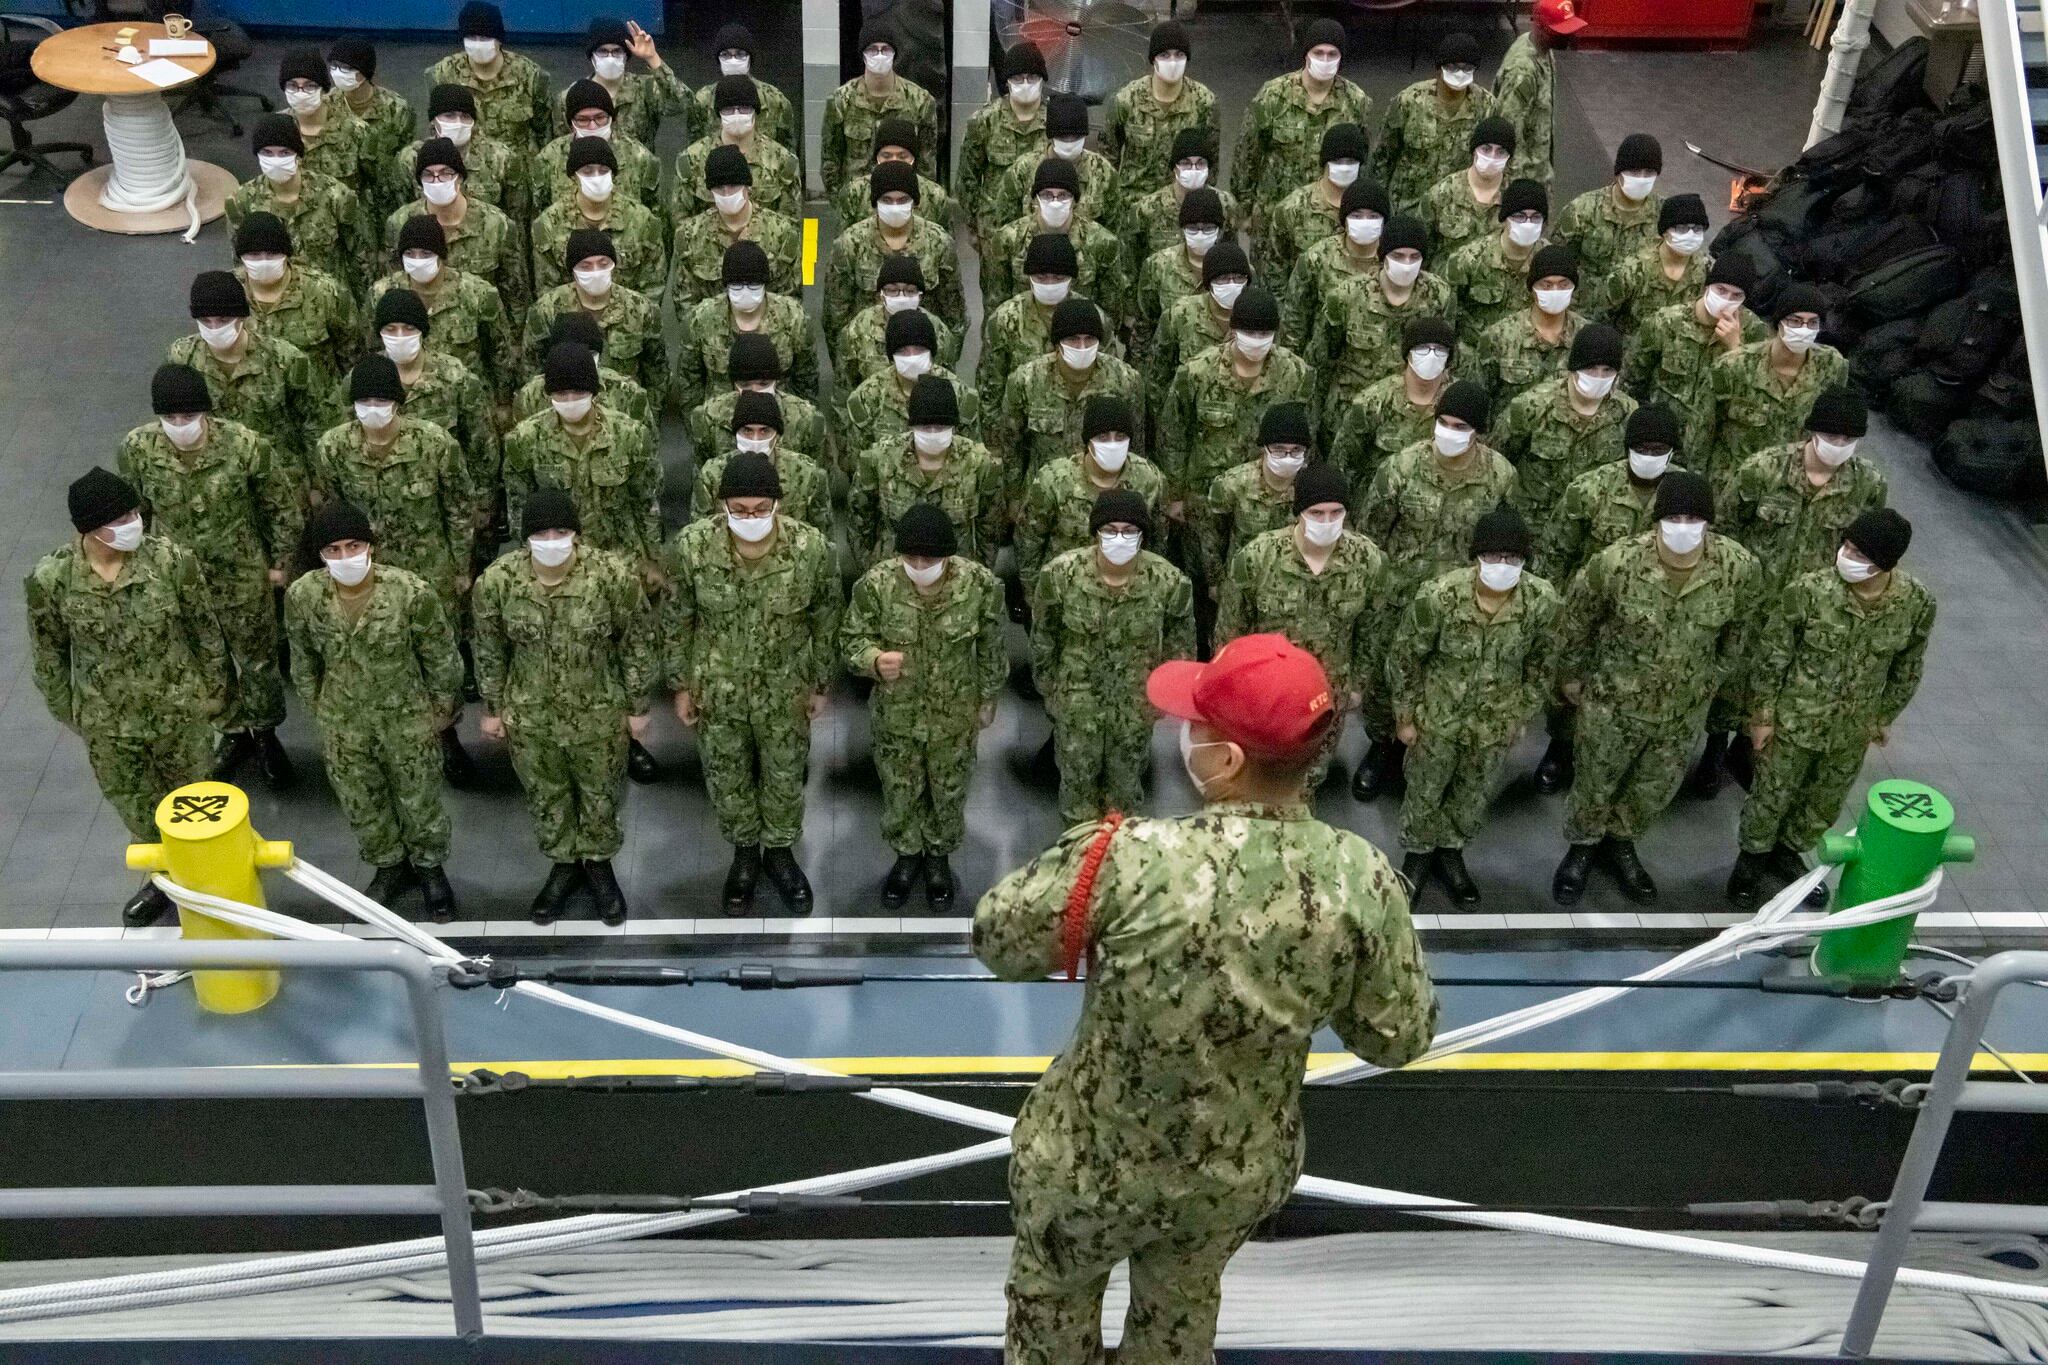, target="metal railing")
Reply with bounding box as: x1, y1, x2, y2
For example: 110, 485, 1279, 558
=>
0, 939, 481, 1339
1977, 0, 2048, 477
1841, 950, 2048, 1356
